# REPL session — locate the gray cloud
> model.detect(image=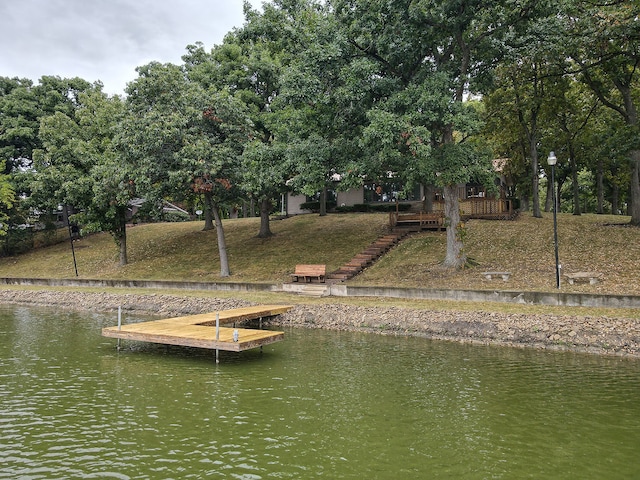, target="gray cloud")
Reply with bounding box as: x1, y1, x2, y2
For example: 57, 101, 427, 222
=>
1, 0, 260, 94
